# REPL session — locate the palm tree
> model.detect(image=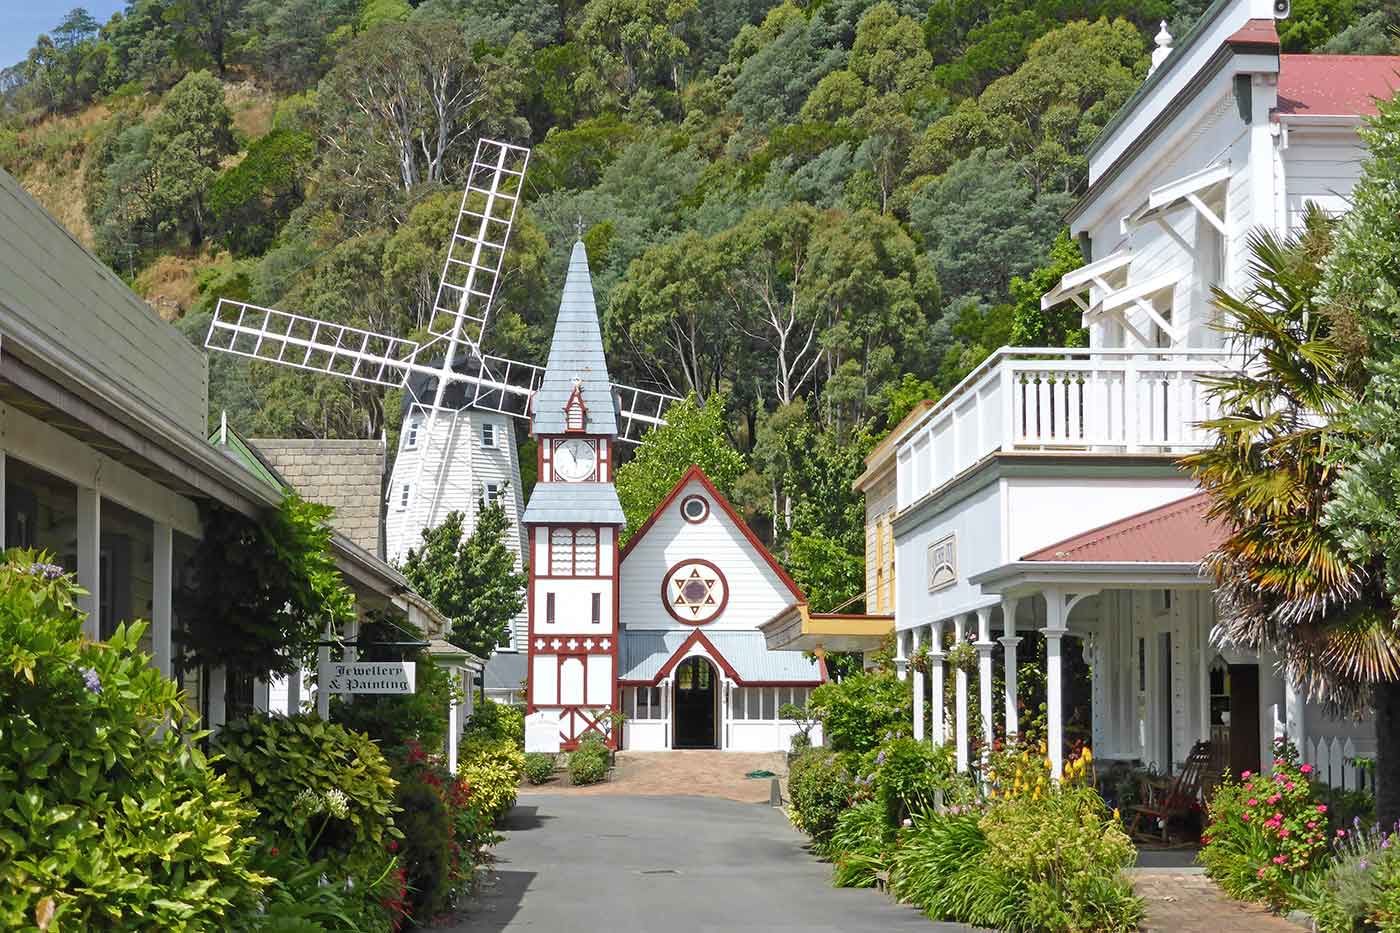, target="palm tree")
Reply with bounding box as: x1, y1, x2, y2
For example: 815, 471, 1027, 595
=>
1183, 205, 1400, 826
